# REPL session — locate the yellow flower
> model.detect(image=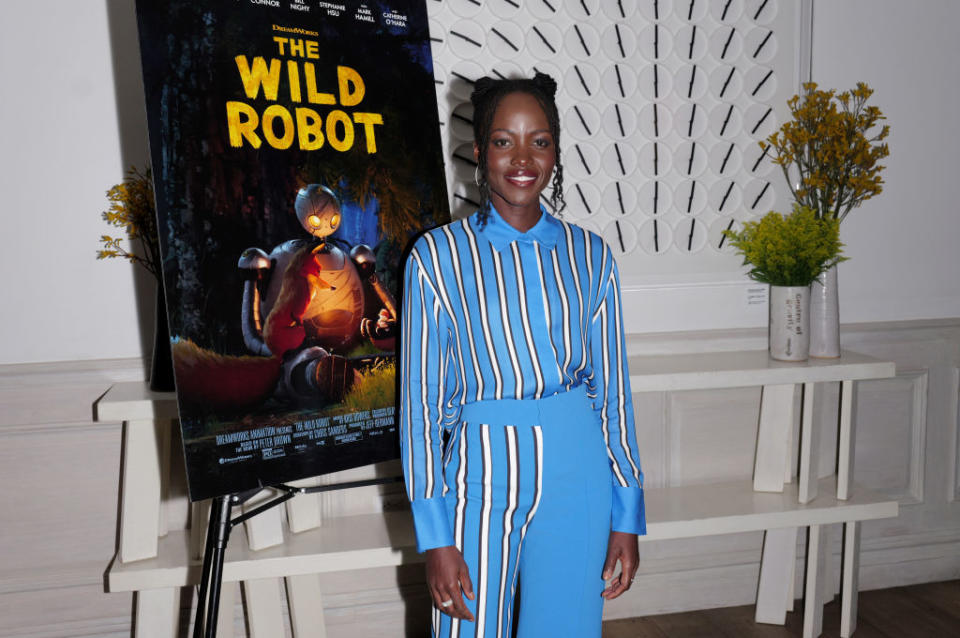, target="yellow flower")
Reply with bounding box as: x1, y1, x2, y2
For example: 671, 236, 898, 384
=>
96, 166, 162, 281
764, 82, 889, 222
